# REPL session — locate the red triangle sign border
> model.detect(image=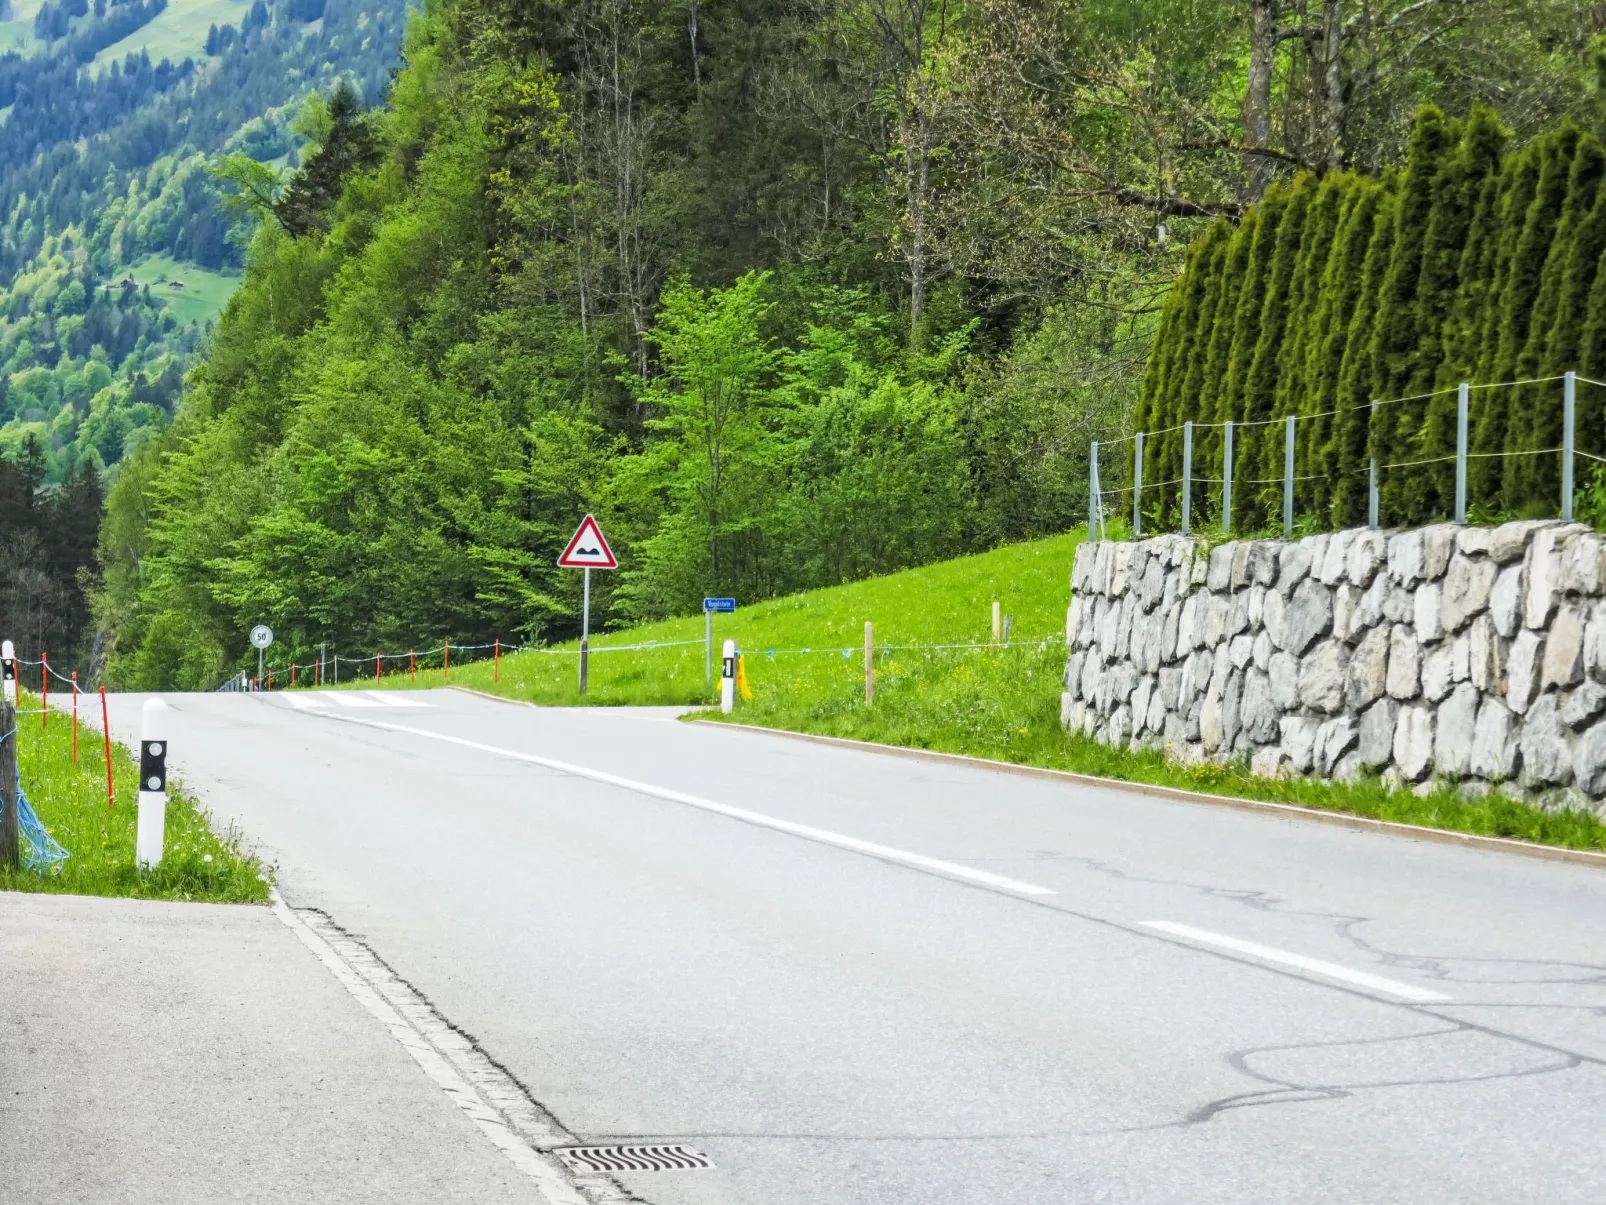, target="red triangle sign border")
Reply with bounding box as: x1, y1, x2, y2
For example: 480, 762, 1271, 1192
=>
558, 513, 618, 569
